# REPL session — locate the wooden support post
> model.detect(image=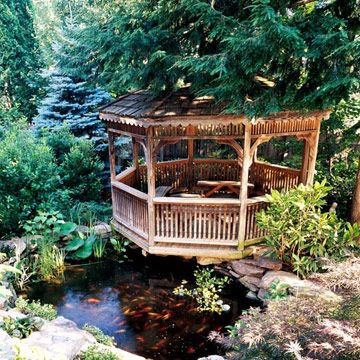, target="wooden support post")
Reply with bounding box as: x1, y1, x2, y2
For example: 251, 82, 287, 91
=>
238, 123, 252, 251
146, 128, 156, 246
306, 119, 321, 185
108, 130, 116, 180
187, 125, 195, 189
132, 137, 139, 169
300, 139, 310, 185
